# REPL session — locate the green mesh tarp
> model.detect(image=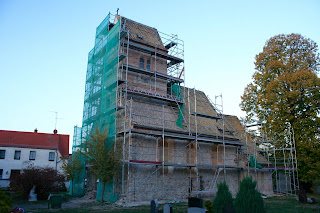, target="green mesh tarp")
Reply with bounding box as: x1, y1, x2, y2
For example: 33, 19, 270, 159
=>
69, 153, 86, 196
71, 13, 119, 202
172, 84, 184, 129
70, 126, 86, 196
96, 182, 118, 202
95, 15, 120, 203
250, 155, 263, 169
